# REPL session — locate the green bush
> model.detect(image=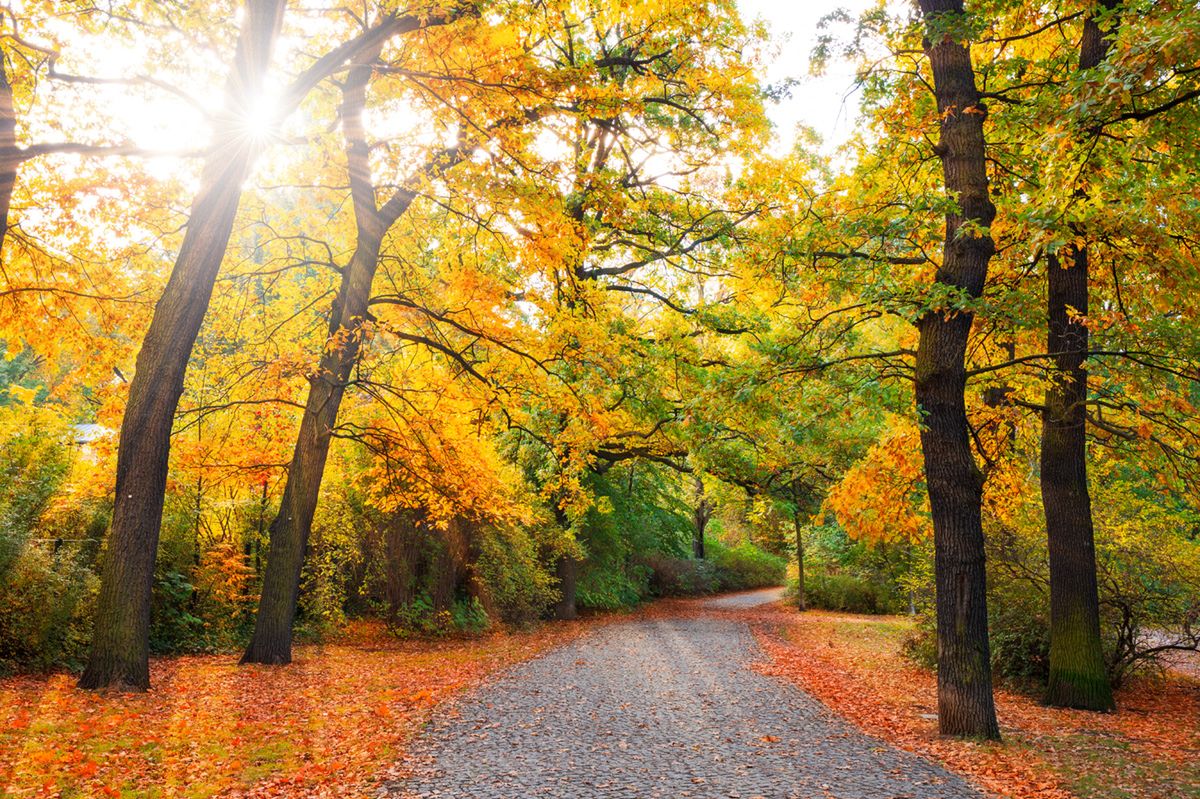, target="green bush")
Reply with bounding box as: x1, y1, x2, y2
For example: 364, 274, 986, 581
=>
475, 523, 558, 625
708, 538, 786, 591
388, 593, 490, 637
0, 544, 98, 673
639, 552, 720, 596
802, 572, 905, 615
576, 561, 650, 609
149, 570, 206, 655
451, 596, 490, 633
639, 540, 785, 597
